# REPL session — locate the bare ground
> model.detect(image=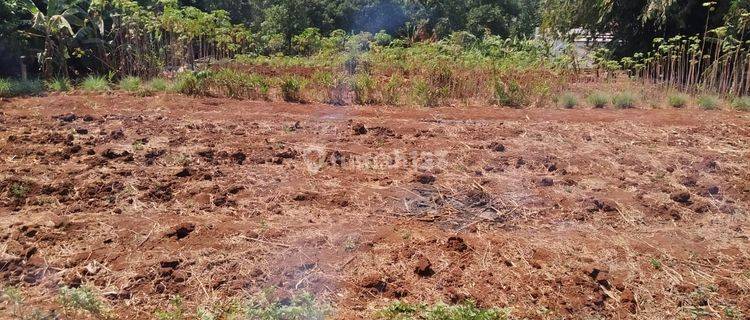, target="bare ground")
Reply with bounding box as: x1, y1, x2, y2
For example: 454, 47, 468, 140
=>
1, 93, 749, 319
